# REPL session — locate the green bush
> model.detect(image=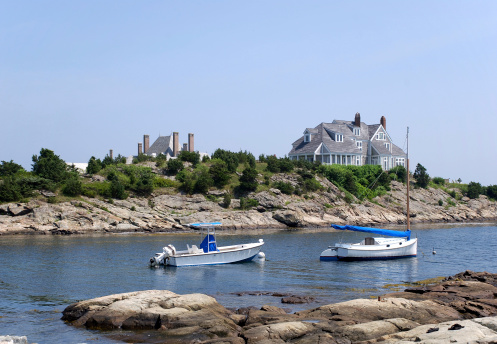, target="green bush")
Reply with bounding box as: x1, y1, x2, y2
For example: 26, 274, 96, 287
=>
110, 180, 128, 199
303, 178, 323, 193
0, 160, 24, 177
413, 163, 430, 188
389, 165, 407, 183
212, 149, 239, 173
239, 197, 259, 210
153, 177, 179, 188
62, 177, 82, 196
209, 159, 231, 188
467, 181, 483, 199
86, 156, 102, 174
32, 148, 70, 183
438, 199, 443, 206
0, 176, 22, 202
167, 159, 184, 175
178, 151, 200, 166
222, 193, 232, 208
273, 181, 294, 195
193, 165, 213, 194
238, 167, 258, 192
